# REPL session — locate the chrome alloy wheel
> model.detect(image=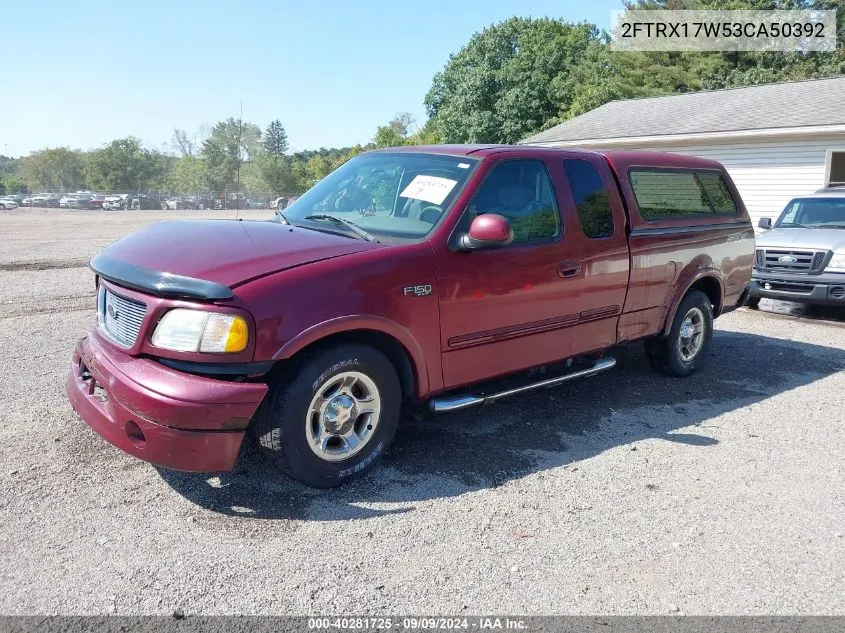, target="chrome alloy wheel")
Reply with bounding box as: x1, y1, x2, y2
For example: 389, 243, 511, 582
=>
678, 307, 706, 362
305, 371, 382, 462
